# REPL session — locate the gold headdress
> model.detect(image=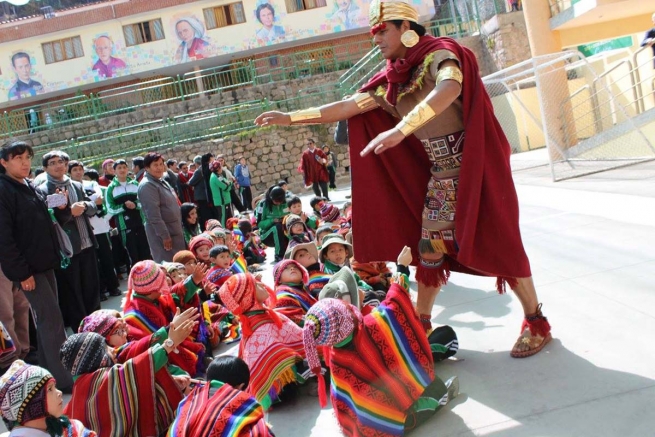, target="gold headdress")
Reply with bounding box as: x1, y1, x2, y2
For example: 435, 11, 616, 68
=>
369, 0, 419, 28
